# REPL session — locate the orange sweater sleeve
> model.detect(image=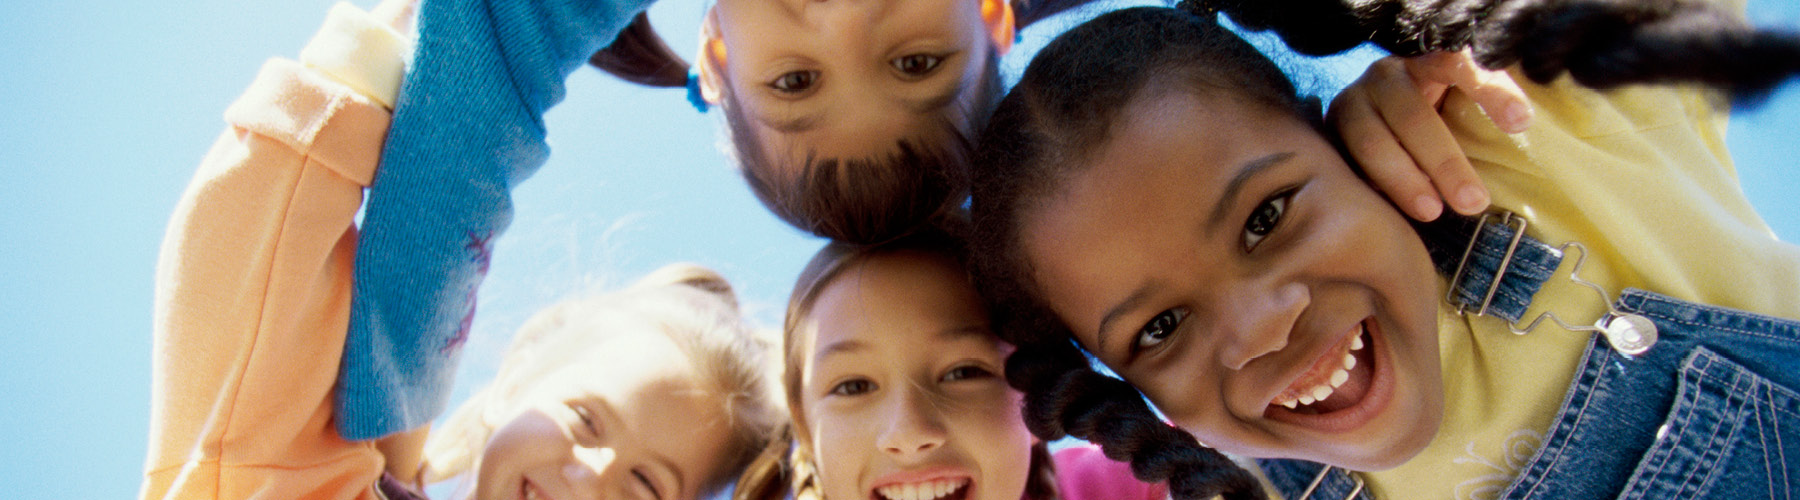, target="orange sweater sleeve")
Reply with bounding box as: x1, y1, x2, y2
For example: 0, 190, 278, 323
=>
143, 57, 391, 500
